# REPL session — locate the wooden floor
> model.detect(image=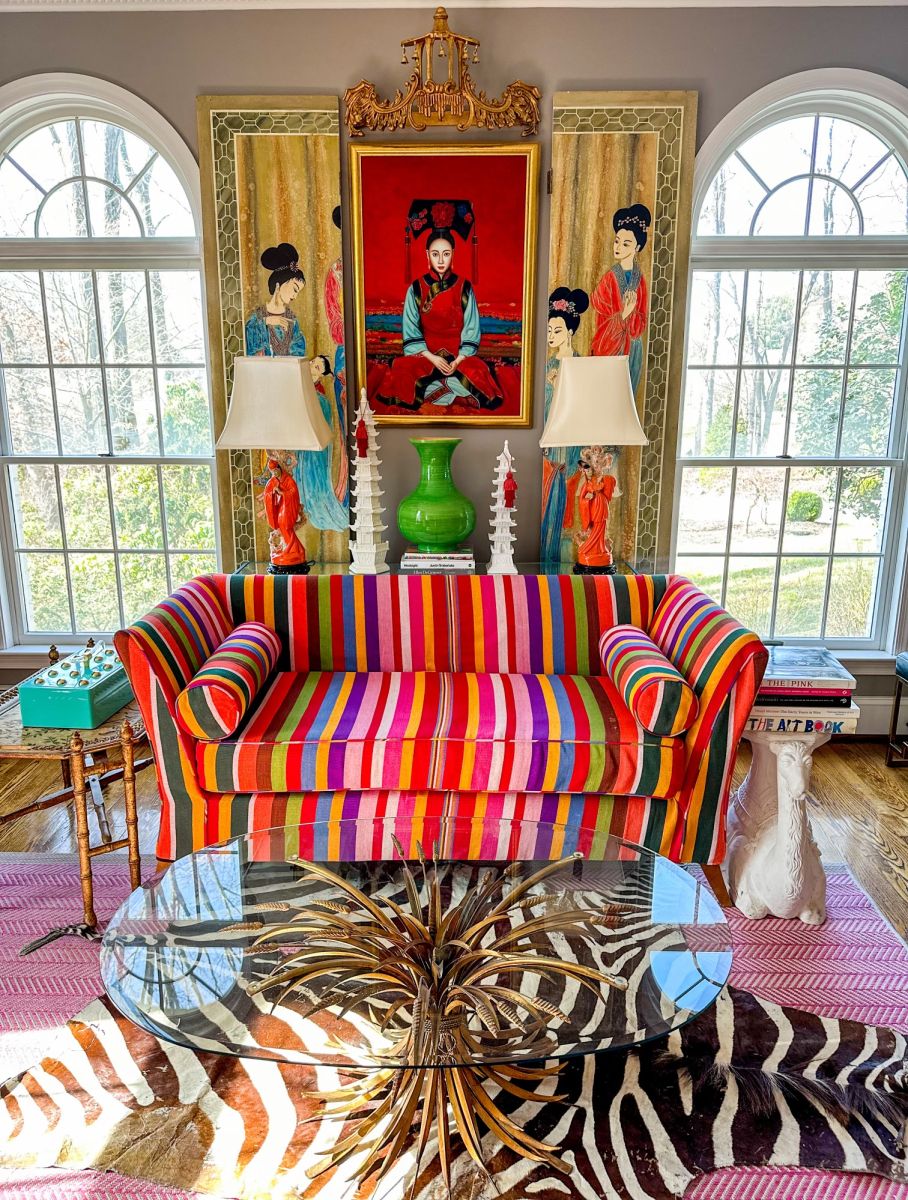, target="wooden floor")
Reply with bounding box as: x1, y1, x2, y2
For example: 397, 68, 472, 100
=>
0, 739, 905, 936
